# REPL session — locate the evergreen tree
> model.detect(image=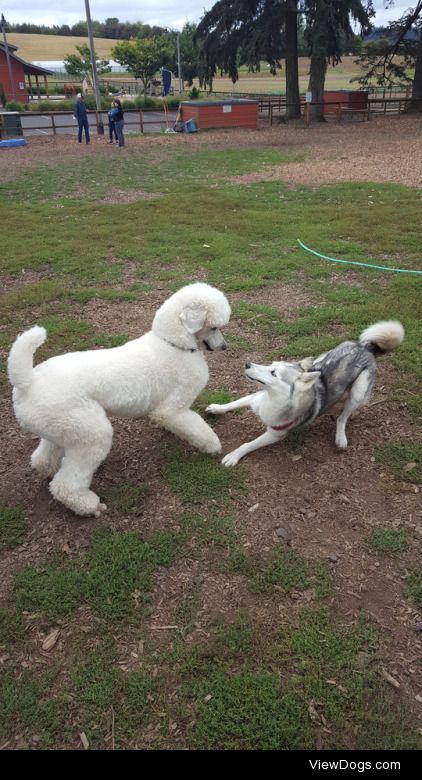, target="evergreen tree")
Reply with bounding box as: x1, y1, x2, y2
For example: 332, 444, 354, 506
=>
305, 0, 373, 119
